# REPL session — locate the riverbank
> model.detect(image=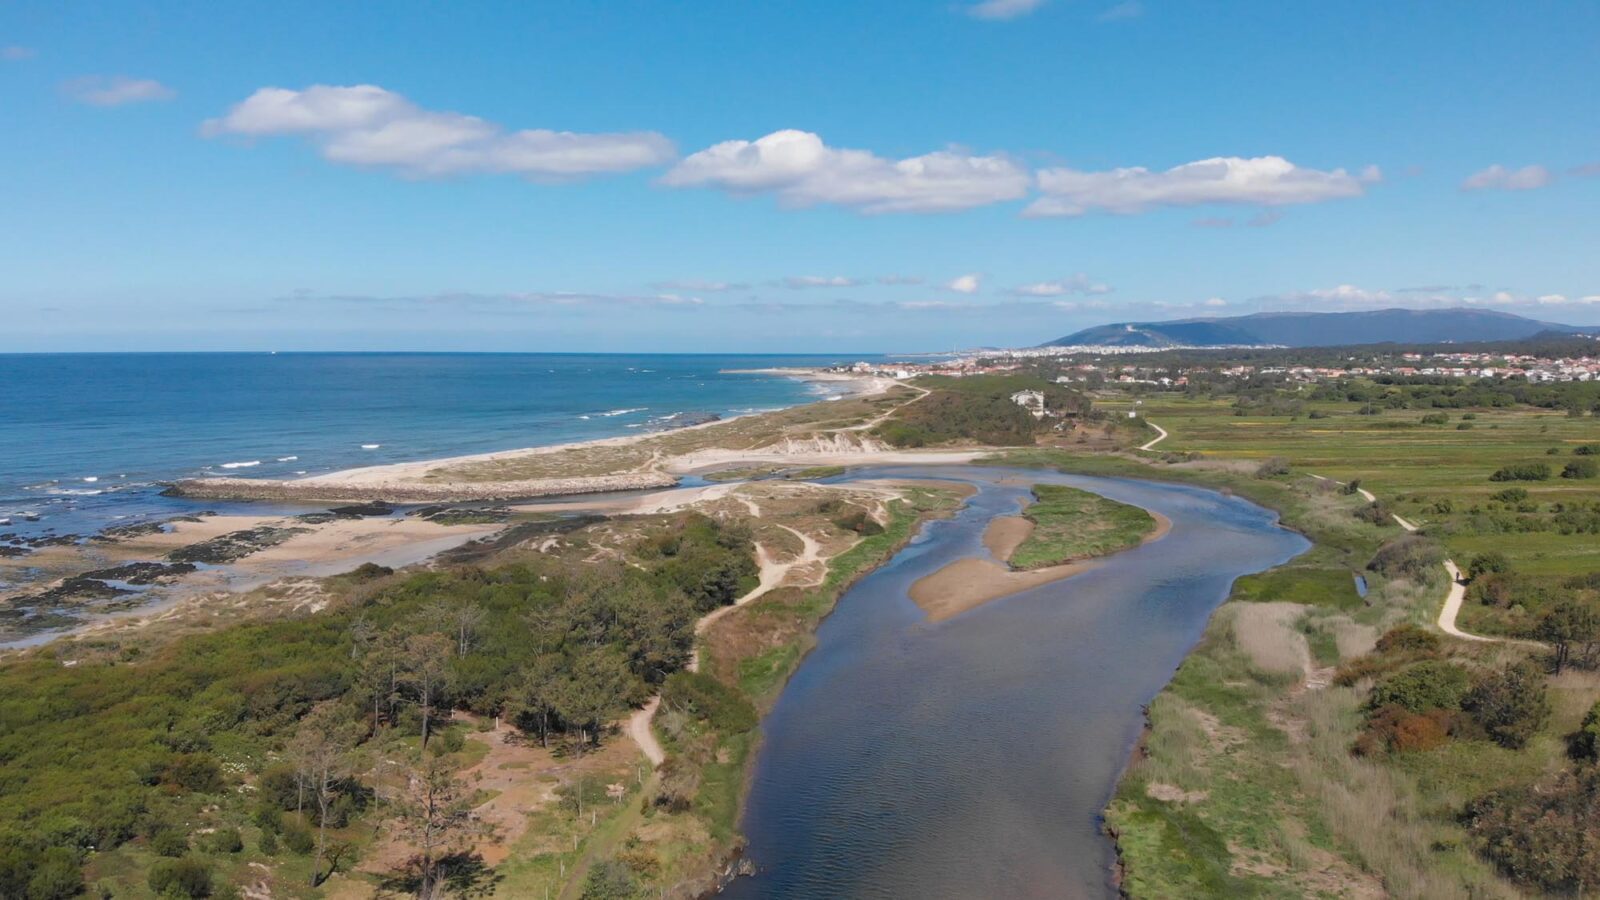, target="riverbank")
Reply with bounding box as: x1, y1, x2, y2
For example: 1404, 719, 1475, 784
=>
907, 485, 1171, 623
